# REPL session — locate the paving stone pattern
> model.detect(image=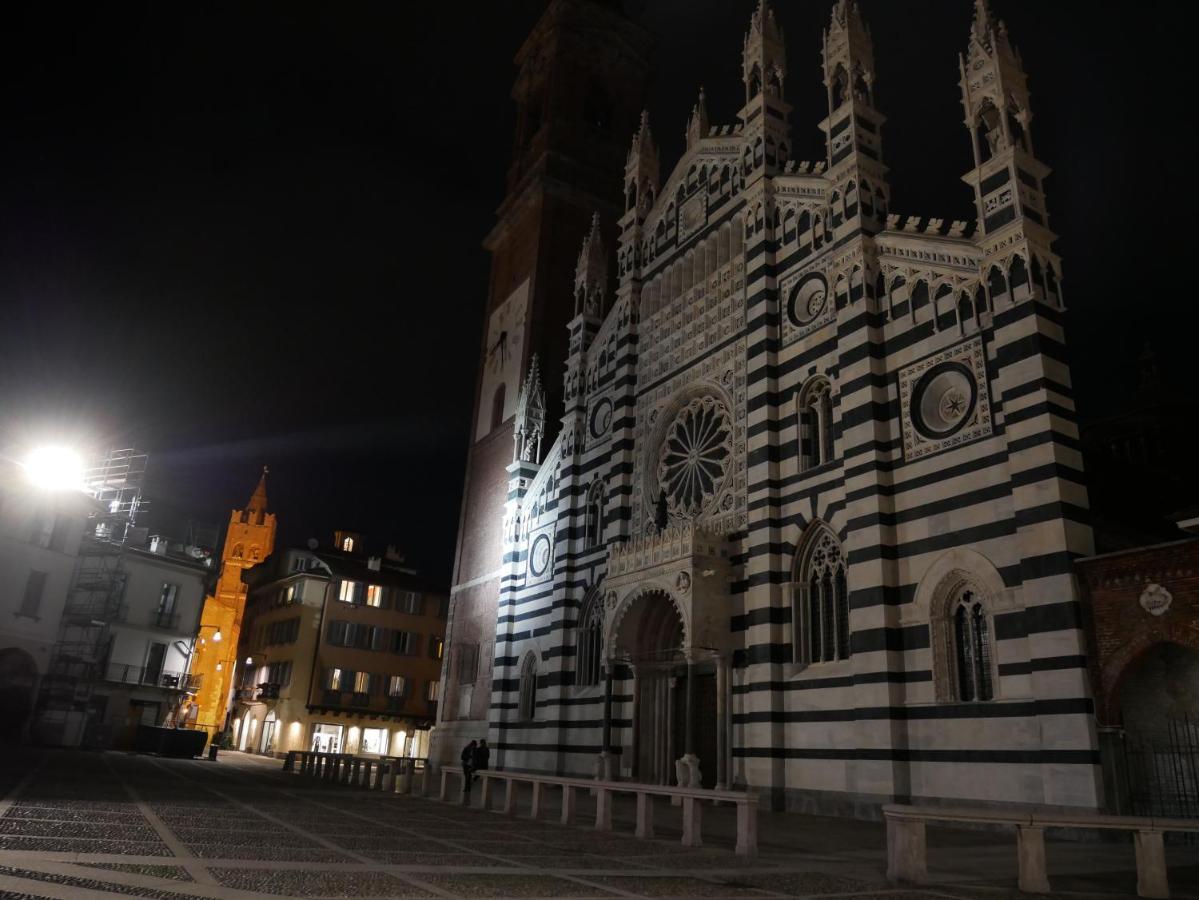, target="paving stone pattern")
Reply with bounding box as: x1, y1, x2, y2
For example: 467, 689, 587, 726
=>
0, 748, 1193, 899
